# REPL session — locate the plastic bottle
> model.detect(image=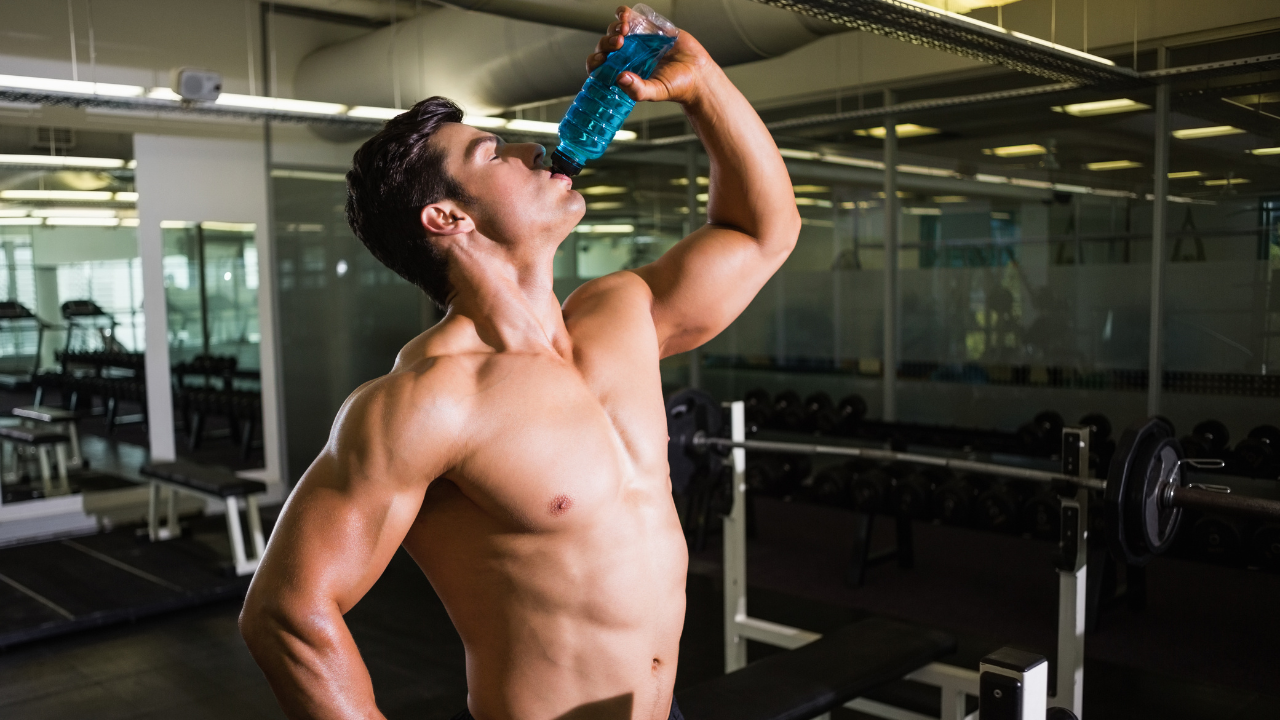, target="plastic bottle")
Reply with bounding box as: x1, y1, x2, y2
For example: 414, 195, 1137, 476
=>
549, 4, 677, 178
